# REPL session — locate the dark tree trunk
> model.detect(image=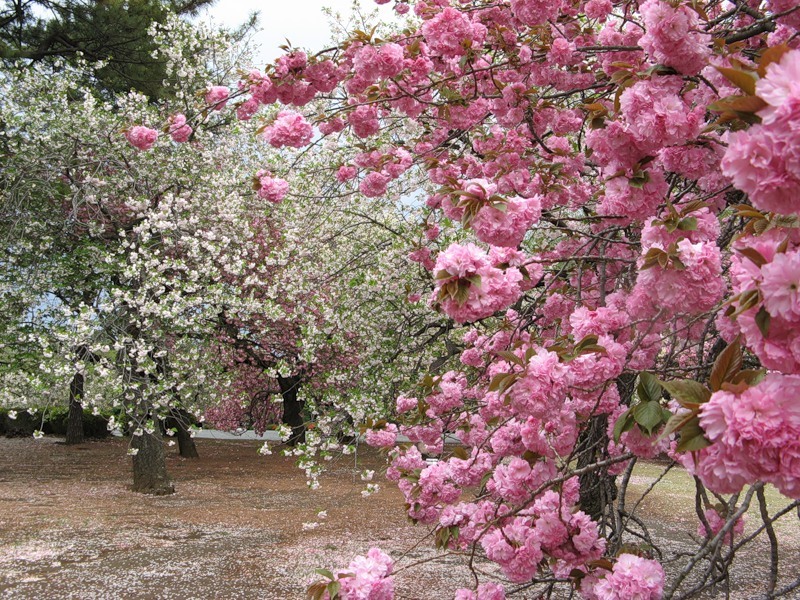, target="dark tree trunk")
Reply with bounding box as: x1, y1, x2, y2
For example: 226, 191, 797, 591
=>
65, 371, 85, 445
278, 375, 305, 446
577, 414, 613, 521
172, 409, 199, 458
577, 373, 637, 521
131, 427, 174, 495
